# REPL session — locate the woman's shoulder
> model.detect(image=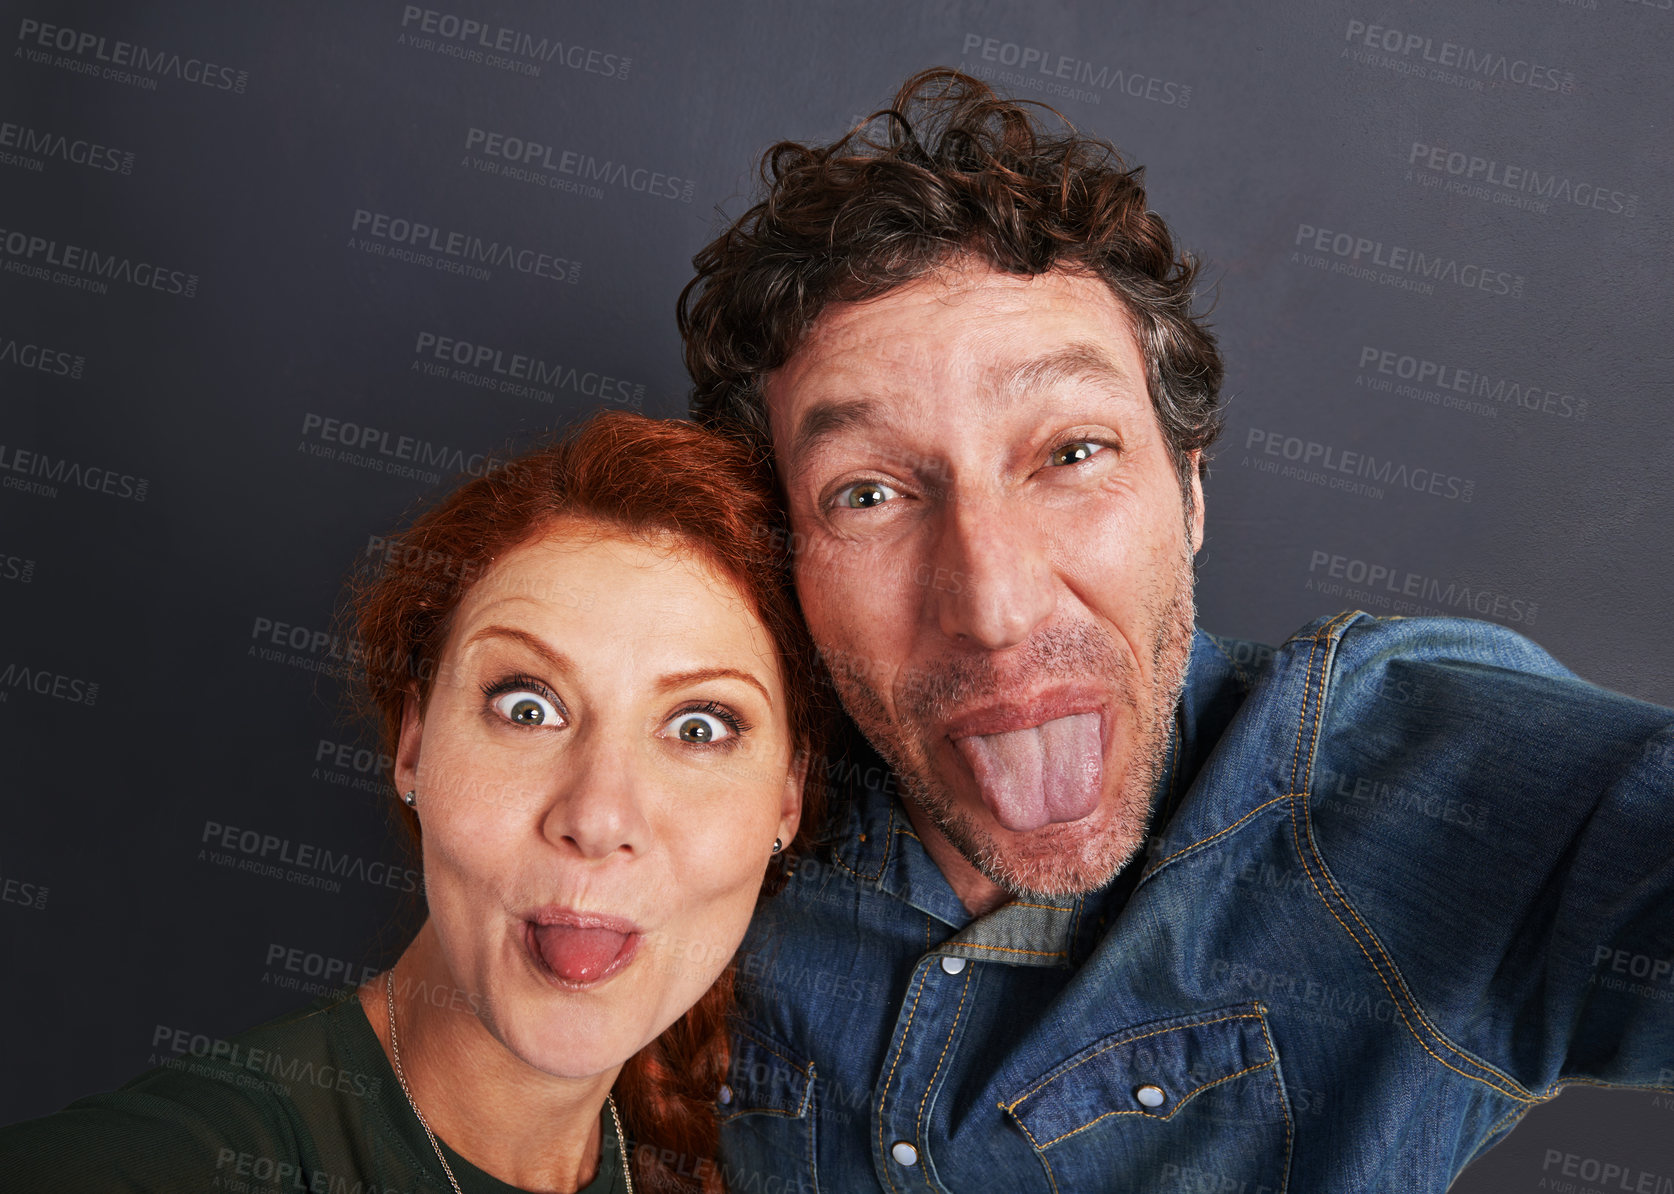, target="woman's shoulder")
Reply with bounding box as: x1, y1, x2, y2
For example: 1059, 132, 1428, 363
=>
137, 987, 387, 1108
0, 989, 390, 1192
